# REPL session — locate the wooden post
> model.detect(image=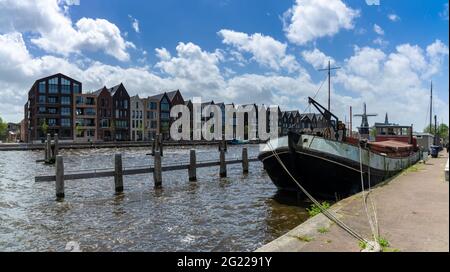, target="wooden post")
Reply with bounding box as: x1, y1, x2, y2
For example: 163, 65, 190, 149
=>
242, 147, 249, 174
153, 151, 162, 188
188, 149, 197, 181
151, 138, 156, 156
55, 155, 64, 199
46, 133, 51, 161
54, 133, 59, 158
219, 149, 227, 177
159, 134, 164, 157
114, 154, 124, 194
